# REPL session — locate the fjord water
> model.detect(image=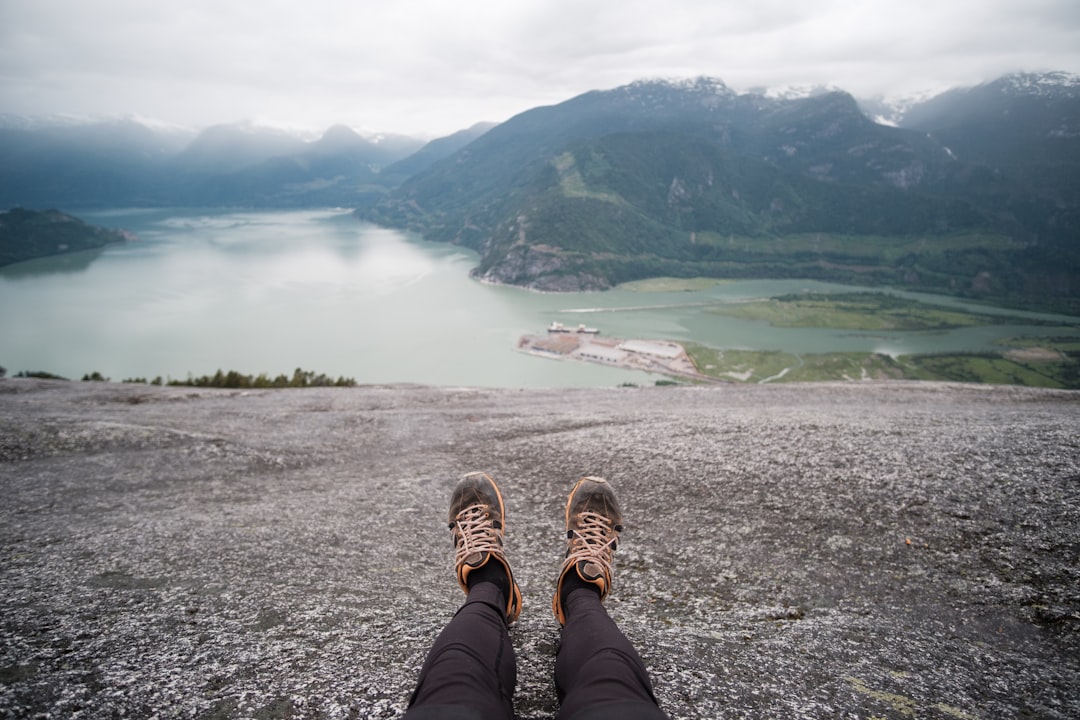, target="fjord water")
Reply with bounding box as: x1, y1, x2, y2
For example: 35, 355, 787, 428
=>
3, 208, 1077, 387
